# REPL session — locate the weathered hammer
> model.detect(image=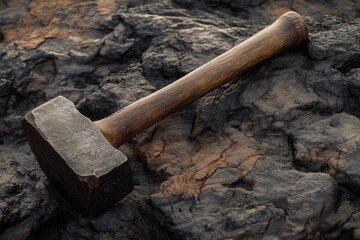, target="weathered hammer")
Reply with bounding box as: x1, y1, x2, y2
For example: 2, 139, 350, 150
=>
23, 11, 308, 216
